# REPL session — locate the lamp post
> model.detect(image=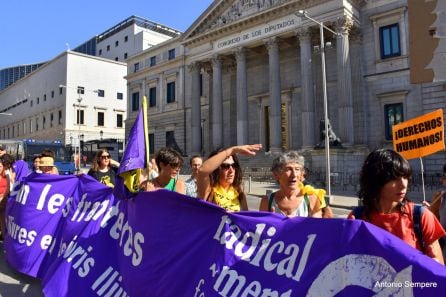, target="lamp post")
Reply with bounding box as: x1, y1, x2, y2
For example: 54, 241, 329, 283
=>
296, 10, 340, 199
